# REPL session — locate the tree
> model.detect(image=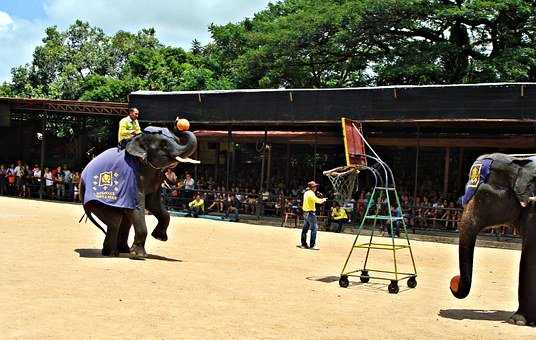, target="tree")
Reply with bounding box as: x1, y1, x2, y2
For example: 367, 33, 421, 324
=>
208, 0, 536, 87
